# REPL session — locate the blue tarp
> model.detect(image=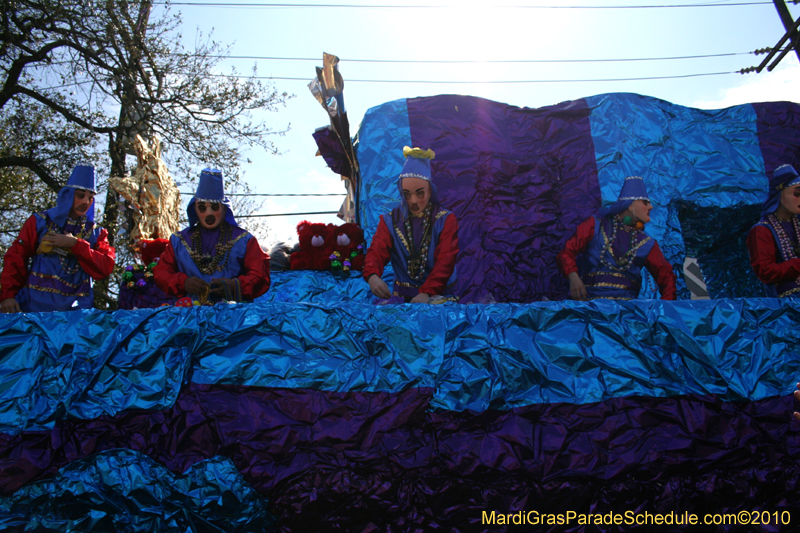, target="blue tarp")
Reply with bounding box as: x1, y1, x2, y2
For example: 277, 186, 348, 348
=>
1, 299, 799, 433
